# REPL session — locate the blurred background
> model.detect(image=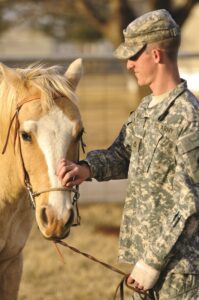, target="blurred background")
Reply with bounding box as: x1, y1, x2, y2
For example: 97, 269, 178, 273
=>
1, 1, 199, 299
0, 0, 199, 202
